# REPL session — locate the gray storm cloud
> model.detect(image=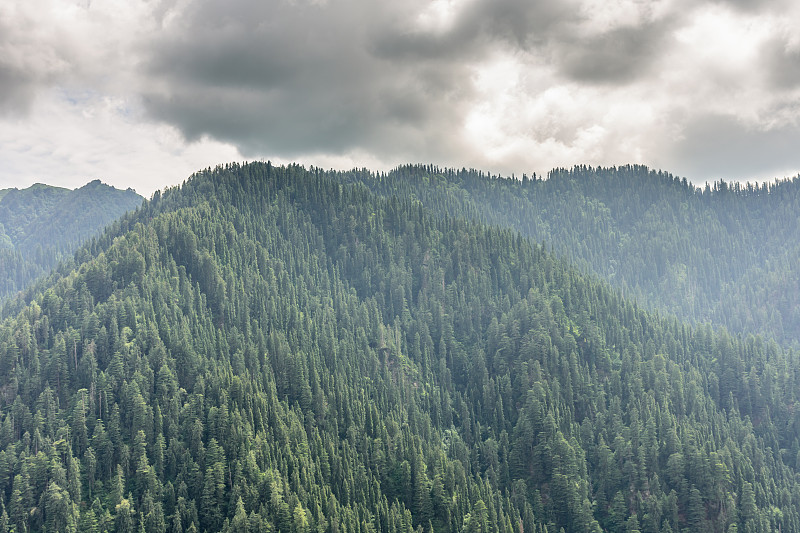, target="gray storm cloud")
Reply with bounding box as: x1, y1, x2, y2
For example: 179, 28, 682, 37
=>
0, 8, 70, 115
669, 113, 800, 180
2, 0, 800, 191
141, 0, 522, 160
763, 36, 800, 90
139, 0, 684, 161
556, 22, 675, 84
